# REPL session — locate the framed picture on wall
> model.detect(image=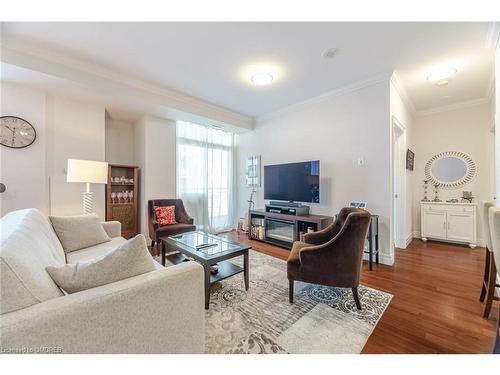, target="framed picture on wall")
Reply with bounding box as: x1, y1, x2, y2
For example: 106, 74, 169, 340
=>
406, 149, 415, 171
246, 155, 261, 187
